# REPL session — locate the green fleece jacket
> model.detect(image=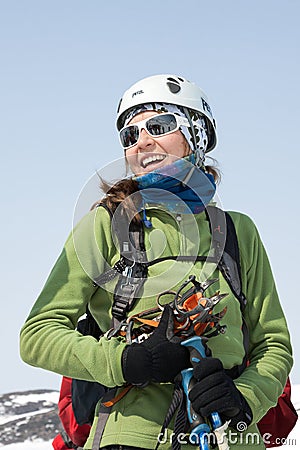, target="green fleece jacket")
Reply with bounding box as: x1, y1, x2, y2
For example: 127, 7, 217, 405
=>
20, 205, 293, 450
